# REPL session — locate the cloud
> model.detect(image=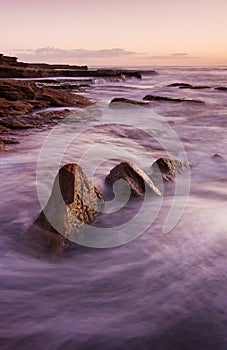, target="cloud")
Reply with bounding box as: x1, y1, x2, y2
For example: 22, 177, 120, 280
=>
7, 48, 197, 65
13, 47, 140, 61
144, 52, 196, 60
